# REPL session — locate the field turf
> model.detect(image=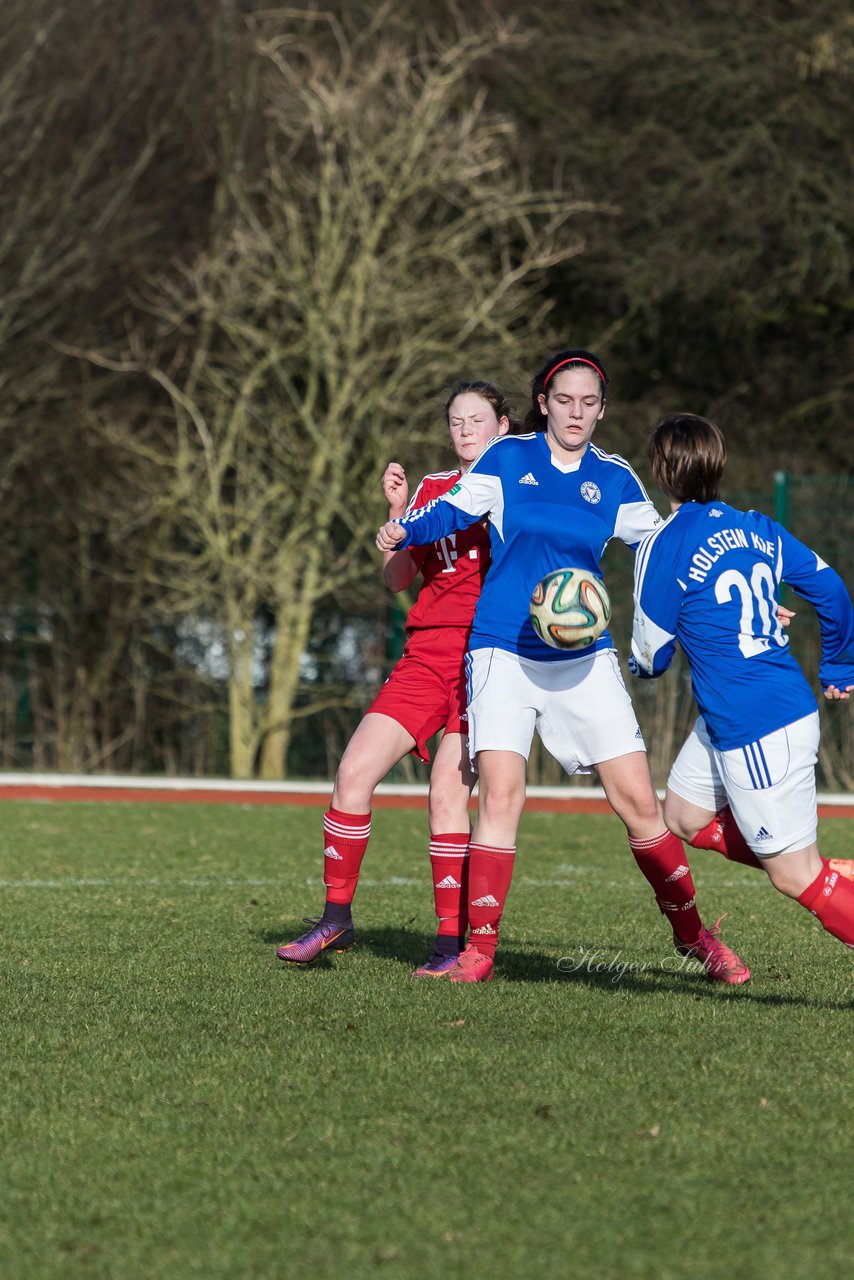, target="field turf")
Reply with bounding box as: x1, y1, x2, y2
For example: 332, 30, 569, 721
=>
1, 800, 852, 1279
